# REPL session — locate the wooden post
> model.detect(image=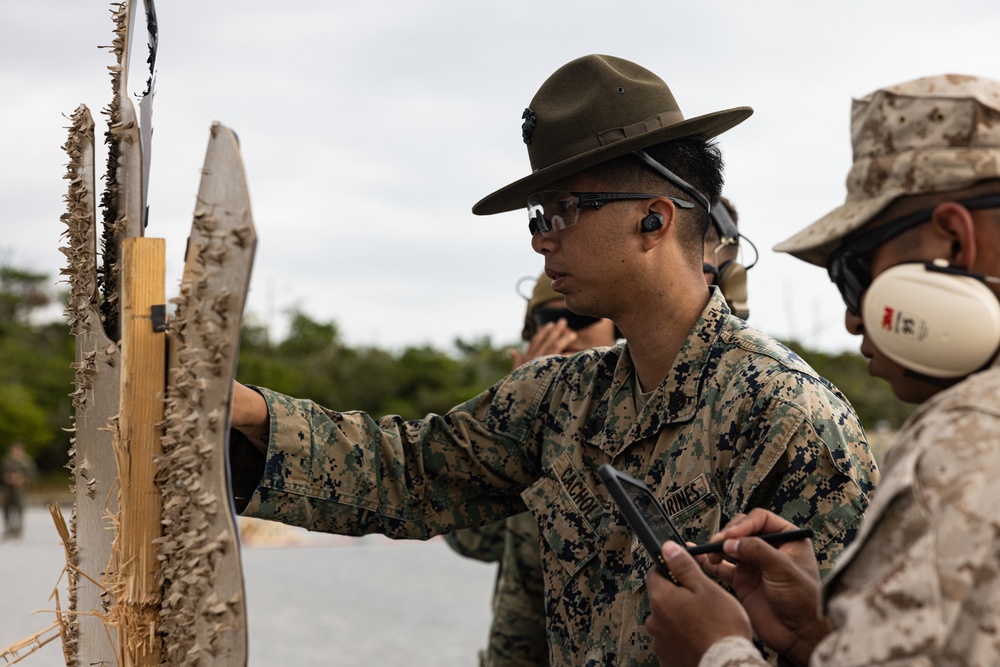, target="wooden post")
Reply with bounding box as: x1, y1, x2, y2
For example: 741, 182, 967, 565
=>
60, 6, 253, 665
116, 237, 166, 666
